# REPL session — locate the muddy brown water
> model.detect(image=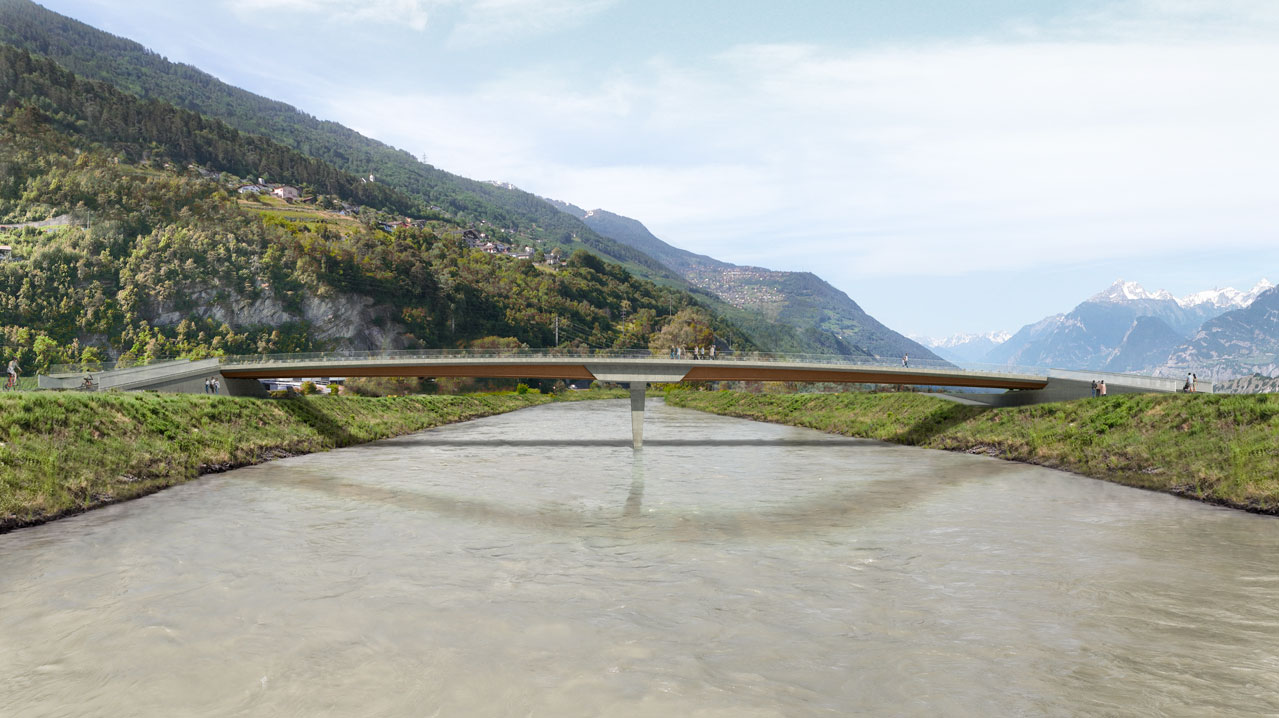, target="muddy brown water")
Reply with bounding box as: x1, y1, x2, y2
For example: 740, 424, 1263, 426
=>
2, 399, 1277, 716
